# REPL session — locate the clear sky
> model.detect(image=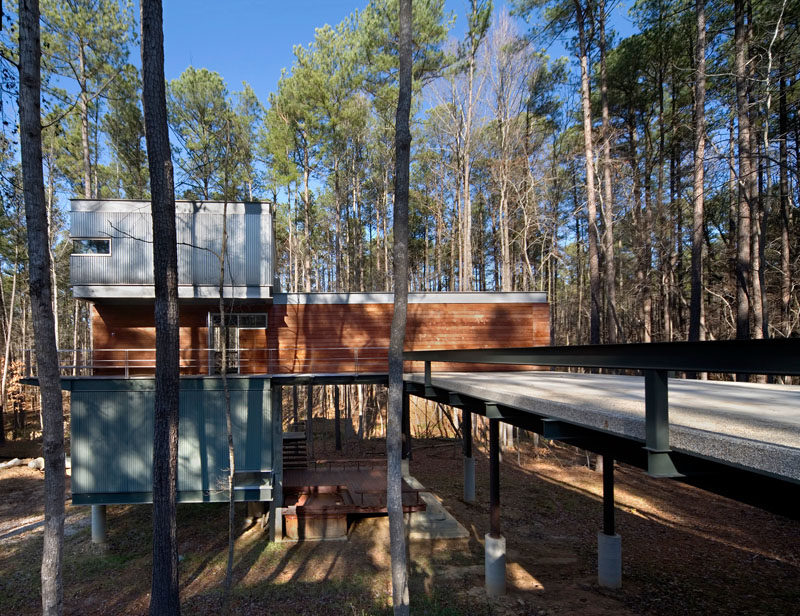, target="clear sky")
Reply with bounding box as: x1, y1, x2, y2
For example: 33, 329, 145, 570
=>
161, 1, 639, 102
